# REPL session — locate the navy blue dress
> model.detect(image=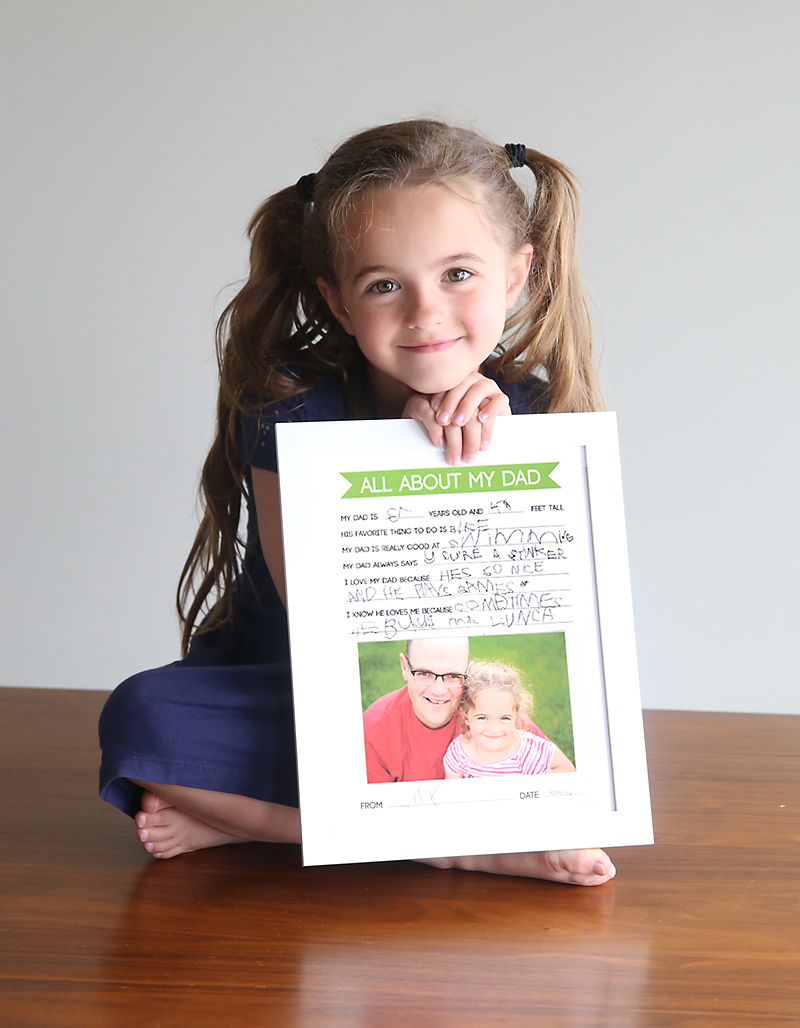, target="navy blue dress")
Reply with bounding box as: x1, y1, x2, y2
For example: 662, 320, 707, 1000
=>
98, 371, 546, 817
